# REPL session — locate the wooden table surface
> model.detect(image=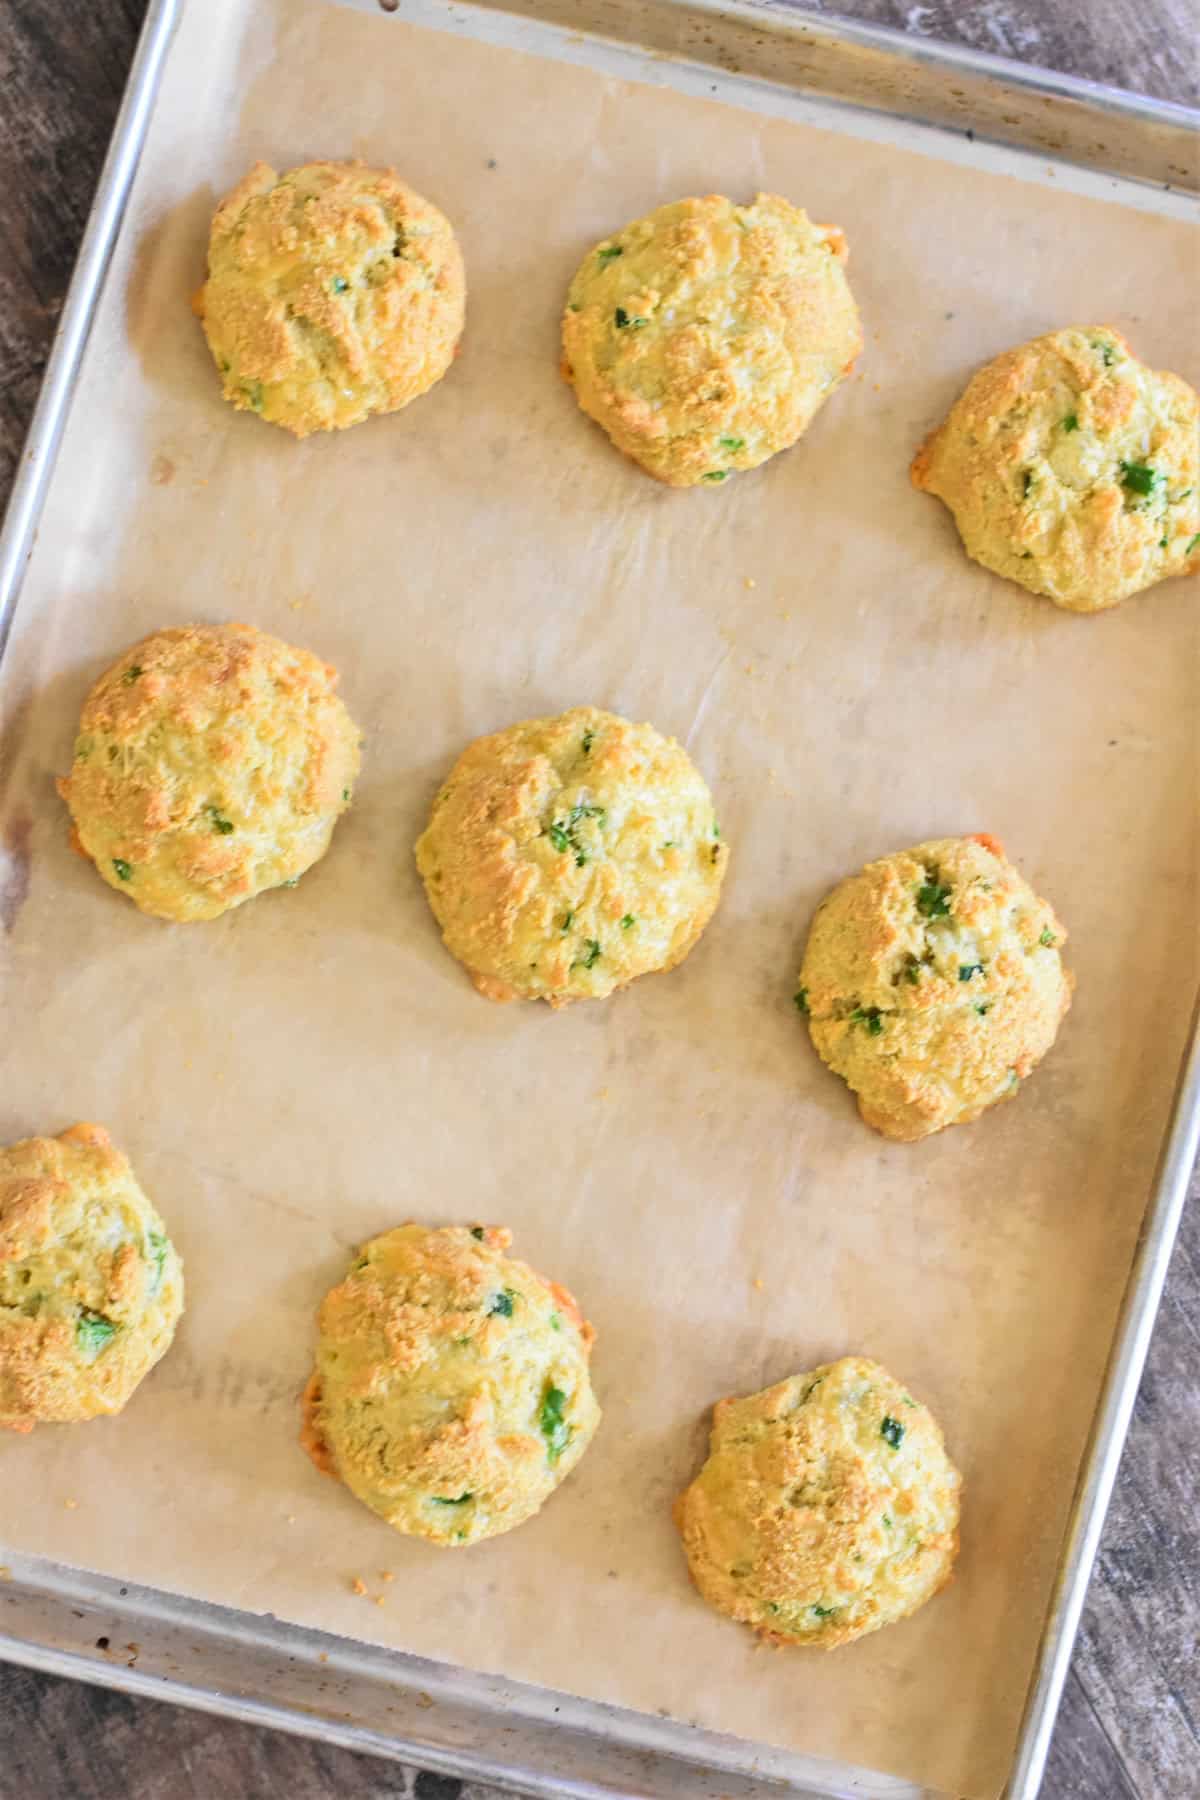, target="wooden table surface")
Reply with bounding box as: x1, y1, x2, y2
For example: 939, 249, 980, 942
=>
1, 3, 1196, 1796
